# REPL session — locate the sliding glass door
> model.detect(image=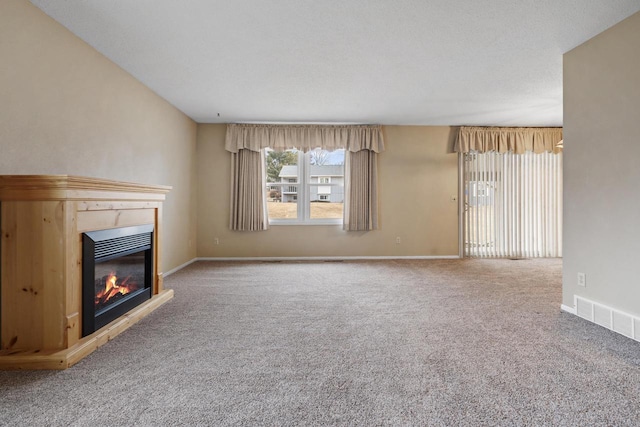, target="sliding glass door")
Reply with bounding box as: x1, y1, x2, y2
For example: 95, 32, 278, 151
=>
462, 151, 562, 258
